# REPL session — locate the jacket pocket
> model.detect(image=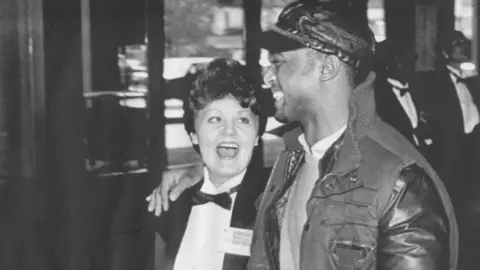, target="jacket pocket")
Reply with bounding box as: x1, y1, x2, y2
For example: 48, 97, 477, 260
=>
330, 240, 376, 270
